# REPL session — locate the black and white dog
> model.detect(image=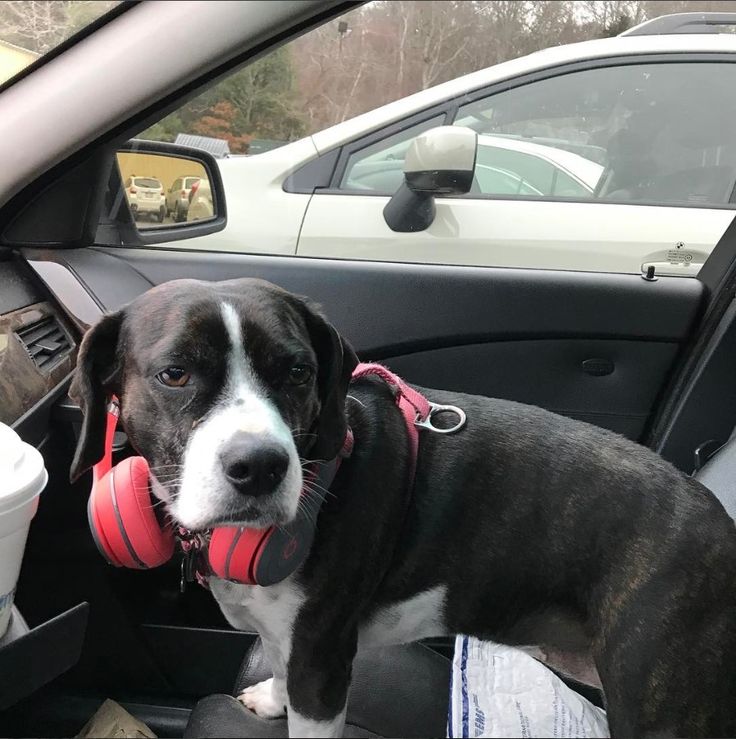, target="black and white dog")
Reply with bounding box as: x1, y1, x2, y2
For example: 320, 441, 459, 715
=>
70, 278, 736, 738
